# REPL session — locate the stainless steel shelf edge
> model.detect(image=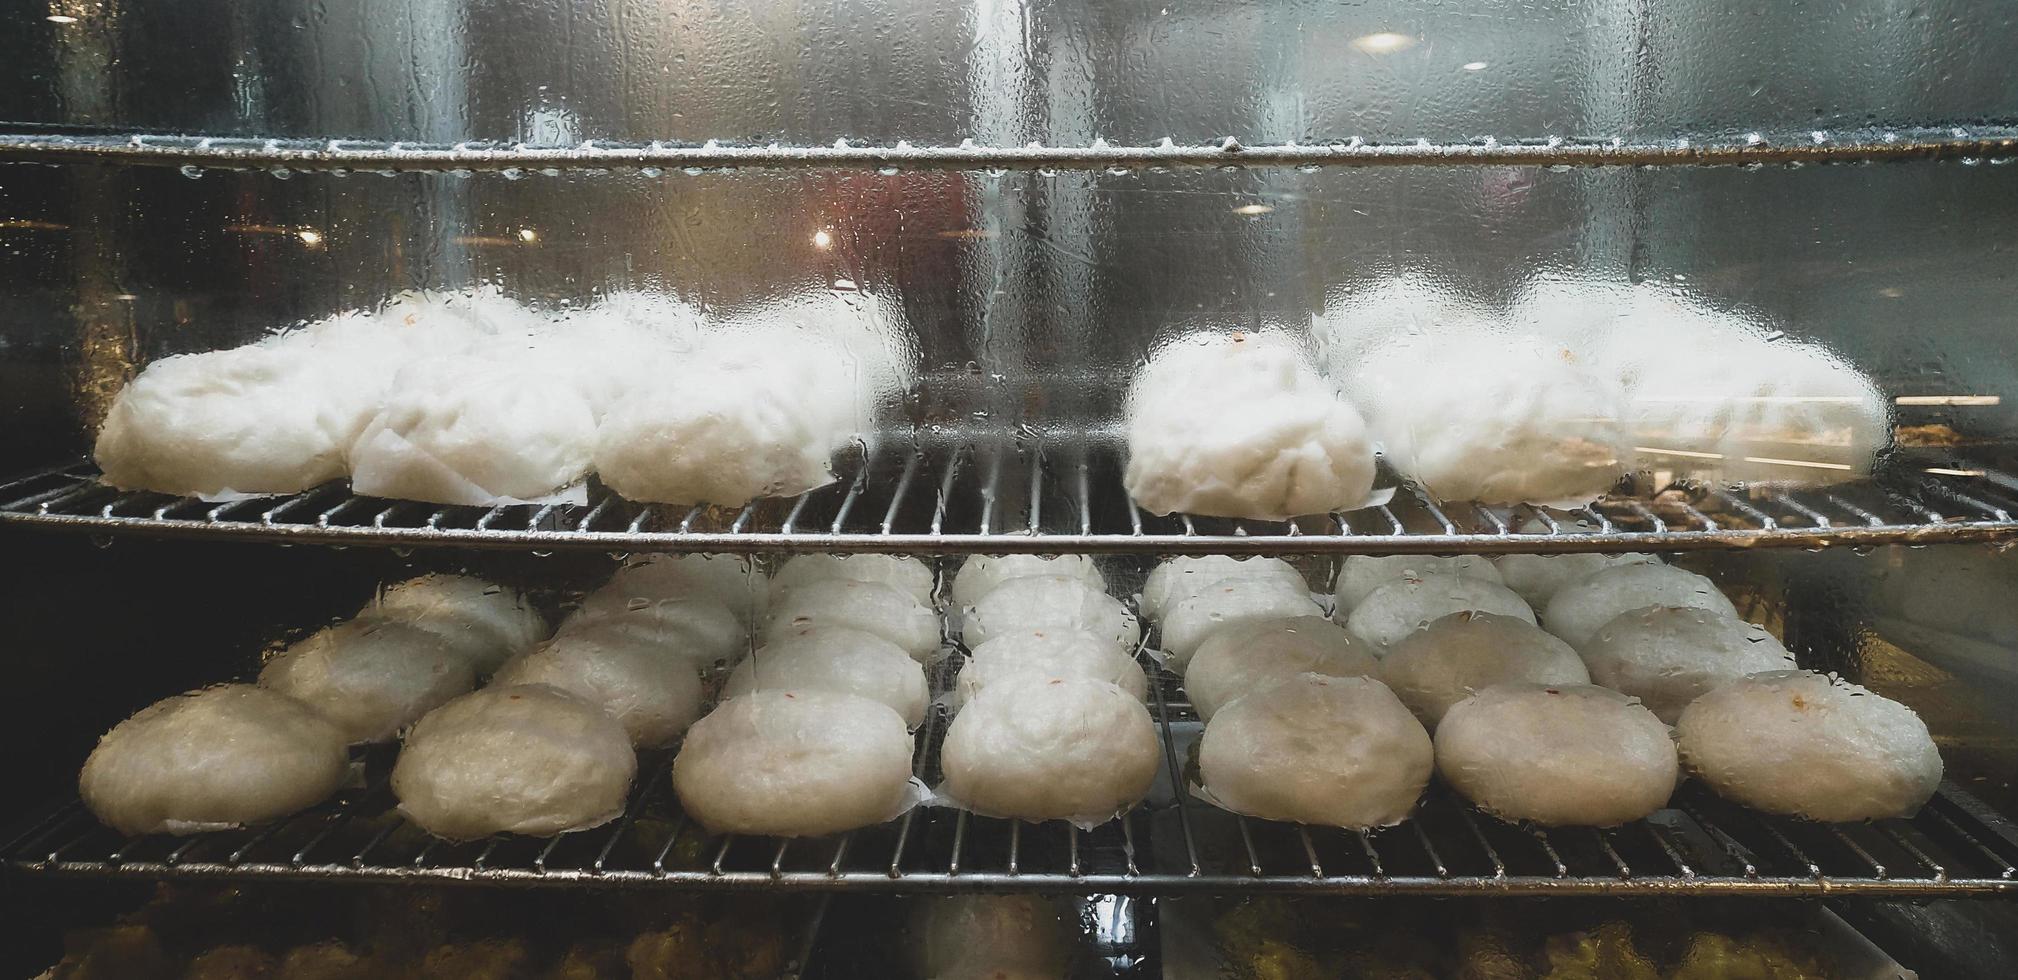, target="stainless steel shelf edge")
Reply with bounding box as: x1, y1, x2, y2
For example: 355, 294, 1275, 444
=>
2, 127, 2015, 173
